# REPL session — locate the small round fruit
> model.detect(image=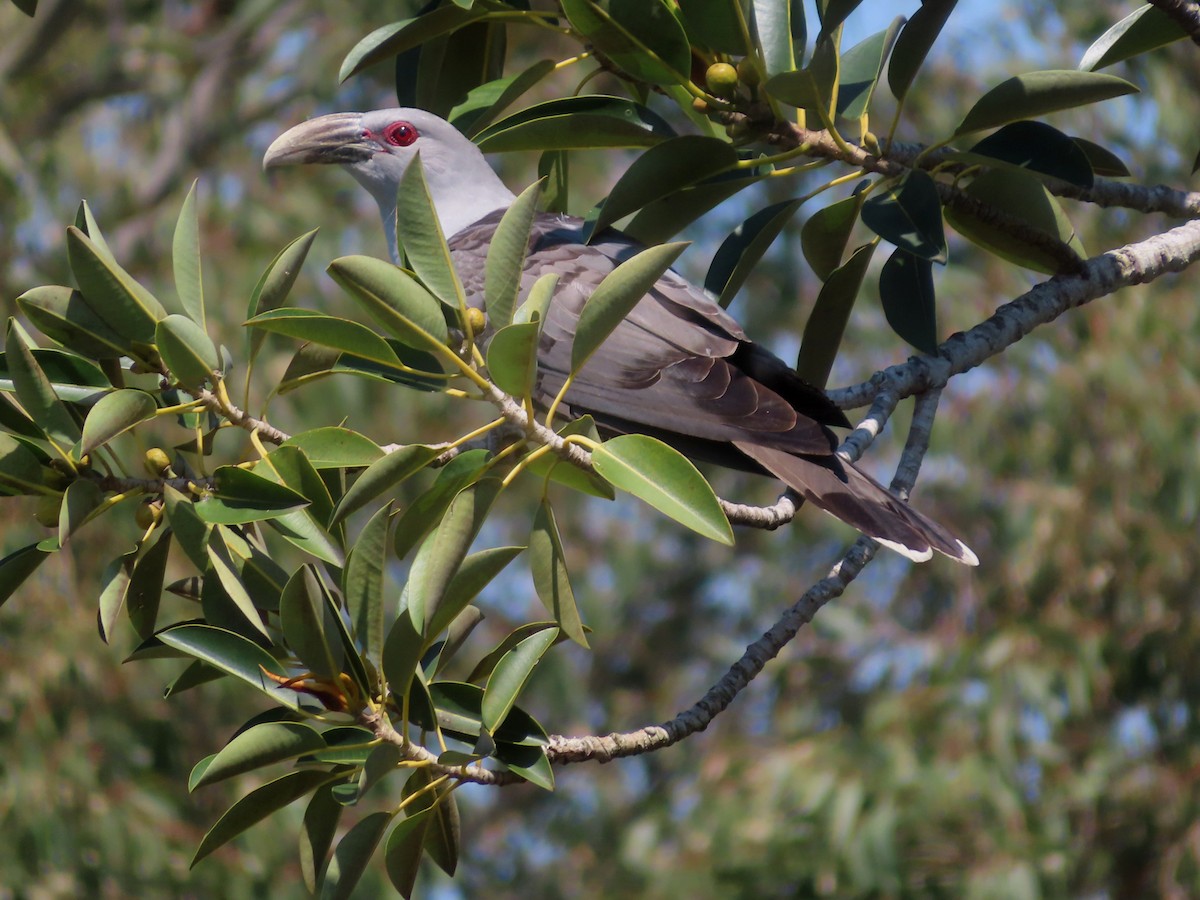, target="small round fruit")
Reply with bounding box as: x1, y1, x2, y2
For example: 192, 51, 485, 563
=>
465, 307, 487, 336
736, 57, 760, 88
144, 447, 172, 477
705, 62, 739, 98
135, 501, 162, 529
